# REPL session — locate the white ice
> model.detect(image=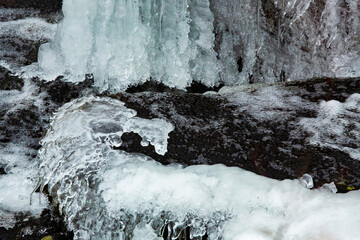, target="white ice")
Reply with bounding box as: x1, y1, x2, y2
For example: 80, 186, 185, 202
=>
38, 0, 219, 92
37, 96, 360, 240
